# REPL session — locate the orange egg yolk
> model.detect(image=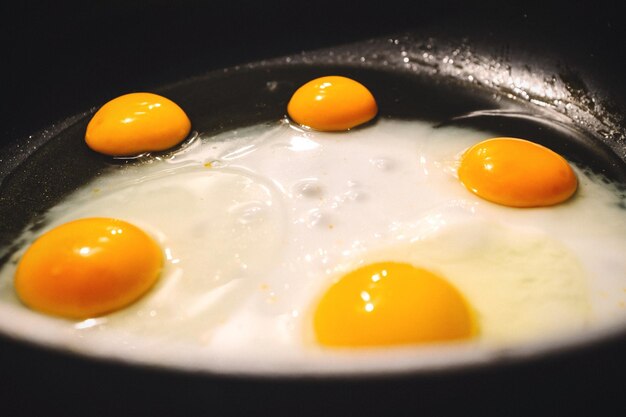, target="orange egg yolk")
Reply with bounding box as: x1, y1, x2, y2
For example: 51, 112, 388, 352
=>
85, 92, 191, 156
14, 218, 163, 319
458, 137, 578, 208
313, 262, 475, 347
287, 75, 378, 131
